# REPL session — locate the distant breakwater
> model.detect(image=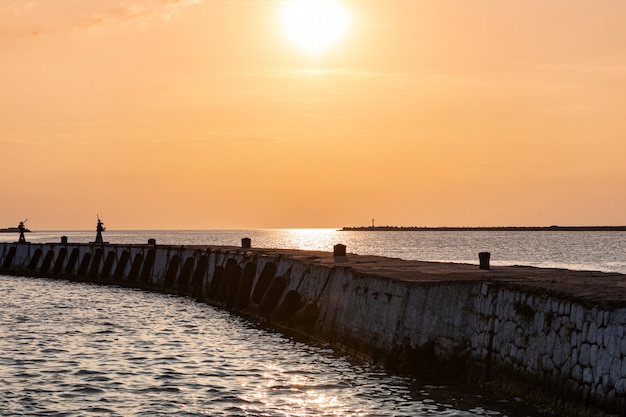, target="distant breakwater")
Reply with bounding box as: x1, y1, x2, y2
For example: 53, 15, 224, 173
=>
2, 240, 626, 417
342, 225, 626, 232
